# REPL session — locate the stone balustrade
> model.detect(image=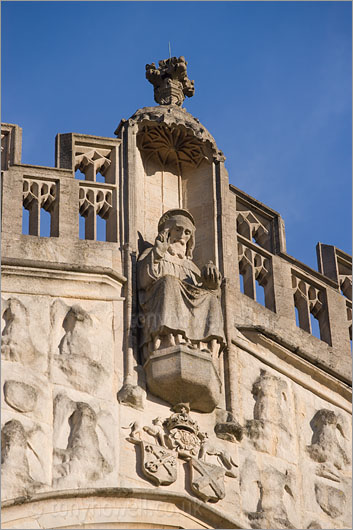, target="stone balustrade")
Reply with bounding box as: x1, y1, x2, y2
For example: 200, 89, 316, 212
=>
229, 185, 351, 383
237, 236, 275, 312
1, 124, 122, 275
78, 182, 116, 241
